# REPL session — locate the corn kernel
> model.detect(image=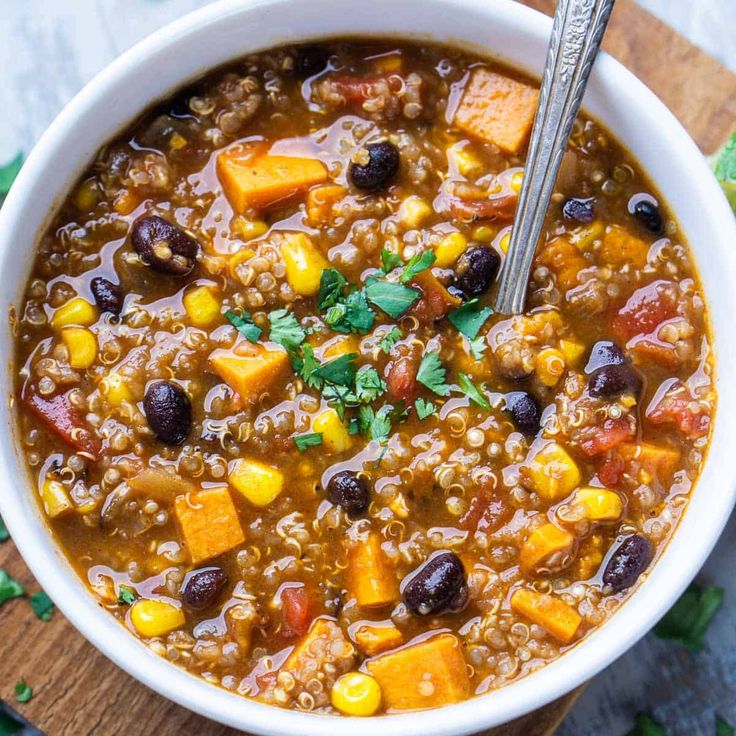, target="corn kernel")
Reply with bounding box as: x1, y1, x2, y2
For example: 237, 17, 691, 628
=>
536, 347, 566, 387
183, 285, 221, 328
51, 297, 98, 330
74, 178, 99, 212
280, 233, 329, 296
525, 442, 581, 501
471, 225, 496, 243
388, 492, 409, 519
113, 189, 140, 215
451, 145, 482, 176
169, 132, 188, 150
229, 458, 284, 507
61, 327, 98, 369
498, 228, 512, 254
558, 339, 585, 366
519, 523, 574, 575
102, 373, 134, 407
434, 232, 468, 268
372, 53, 402, 73
41, 478, 73, 518
331, 672, 382, 716
568, 221, 604, 251
398, 195, 432, 229
130, 599, 185, 638
572, 488, 623, 521
313, 408, 352, 453
510, 170, 524, 193
232, 217, 268, 242
227, 247, 257, 279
